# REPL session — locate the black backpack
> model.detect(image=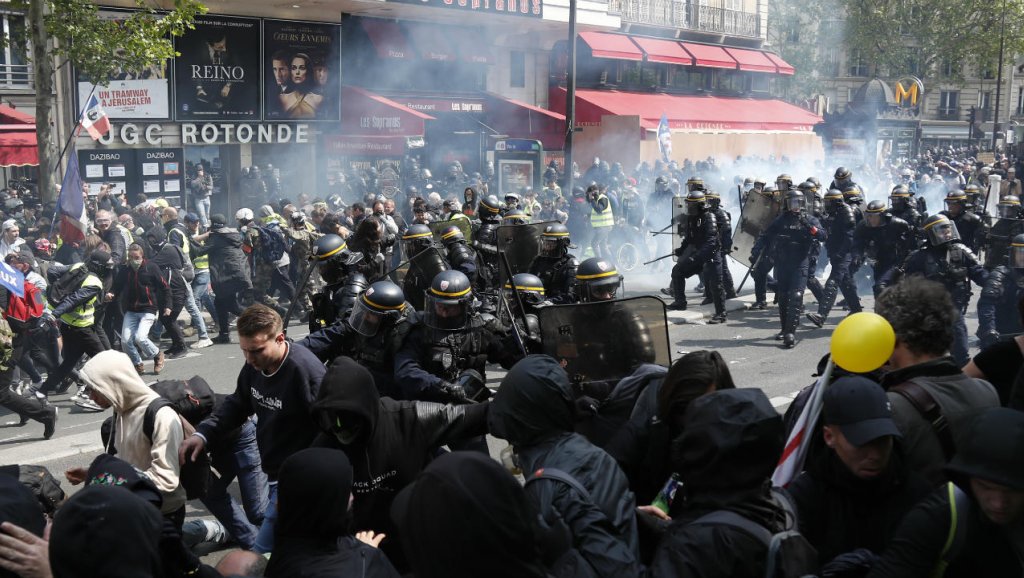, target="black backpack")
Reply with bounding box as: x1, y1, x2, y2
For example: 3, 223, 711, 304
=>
143, 377, 217, 500
45, 264, 89, 307
150, 376, 216, 425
